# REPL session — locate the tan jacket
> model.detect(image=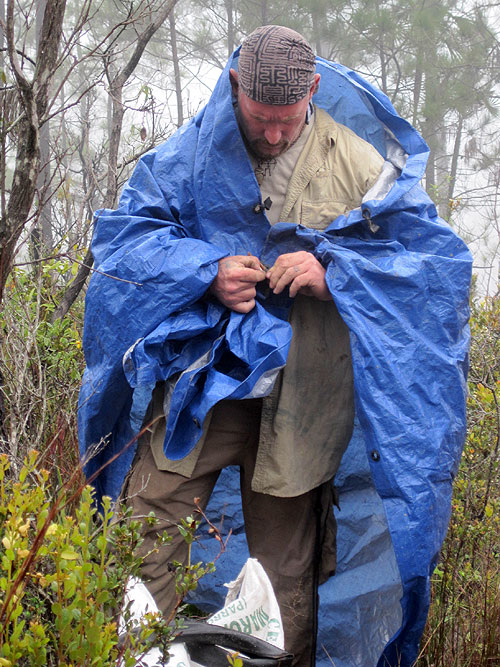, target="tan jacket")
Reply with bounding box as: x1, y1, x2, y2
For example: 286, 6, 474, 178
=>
283, 107, 383, 226
149, 108, 384, 496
